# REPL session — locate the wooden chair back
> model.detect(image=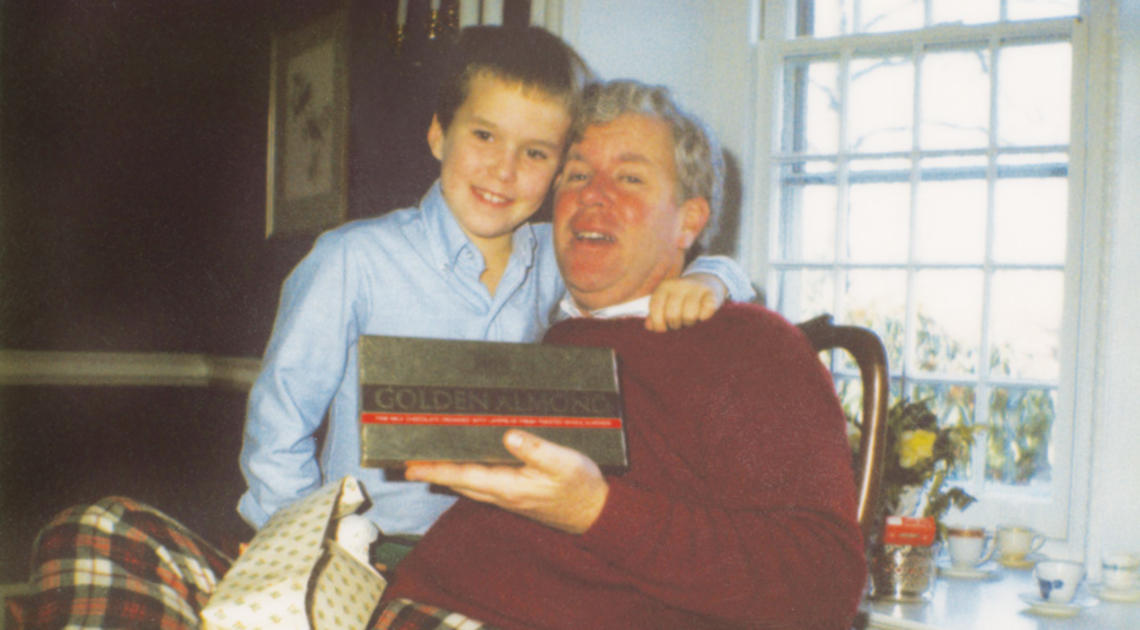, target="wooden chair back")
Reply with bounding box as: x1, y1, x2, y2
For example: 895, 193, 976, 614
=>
797, 314, 889, 542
